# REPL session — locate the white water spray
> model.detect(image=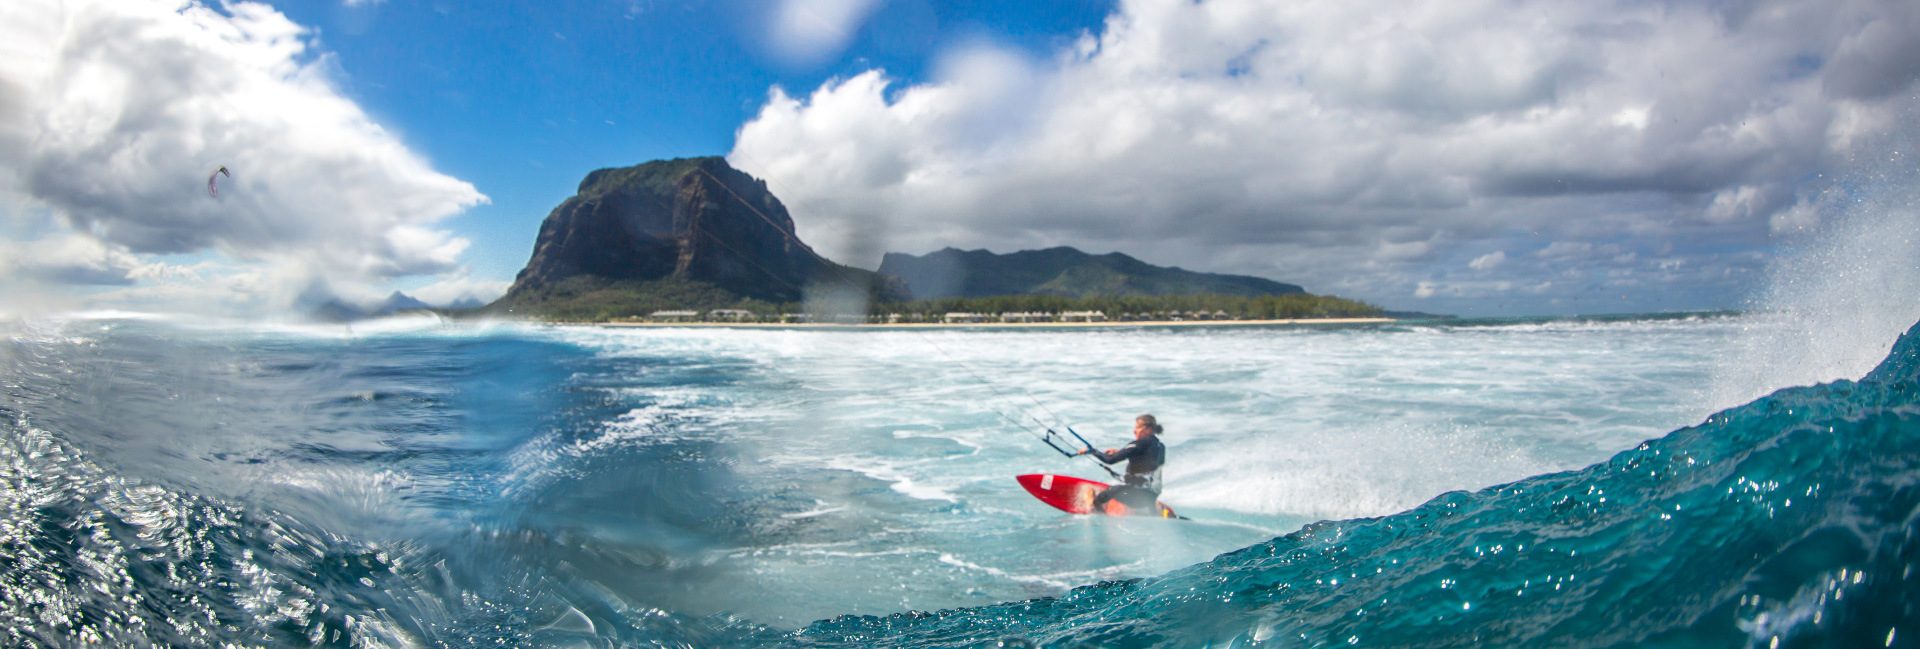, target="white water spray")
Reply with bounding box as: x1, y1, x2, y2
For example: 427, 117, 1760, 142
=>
1711, 115, 1920, 408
